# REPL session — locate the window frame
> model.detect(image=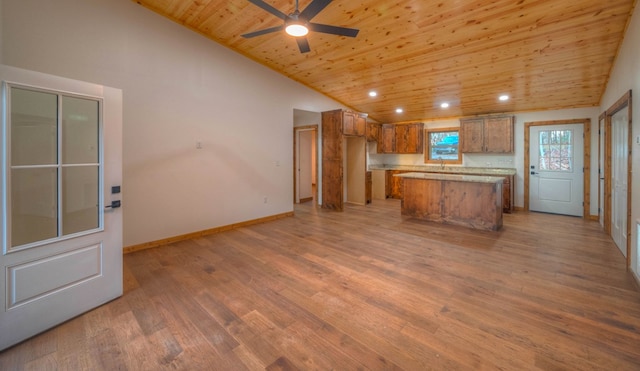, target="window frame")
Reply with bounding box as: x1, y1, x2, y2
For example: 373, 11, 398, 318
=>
424, 127, 462, 165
